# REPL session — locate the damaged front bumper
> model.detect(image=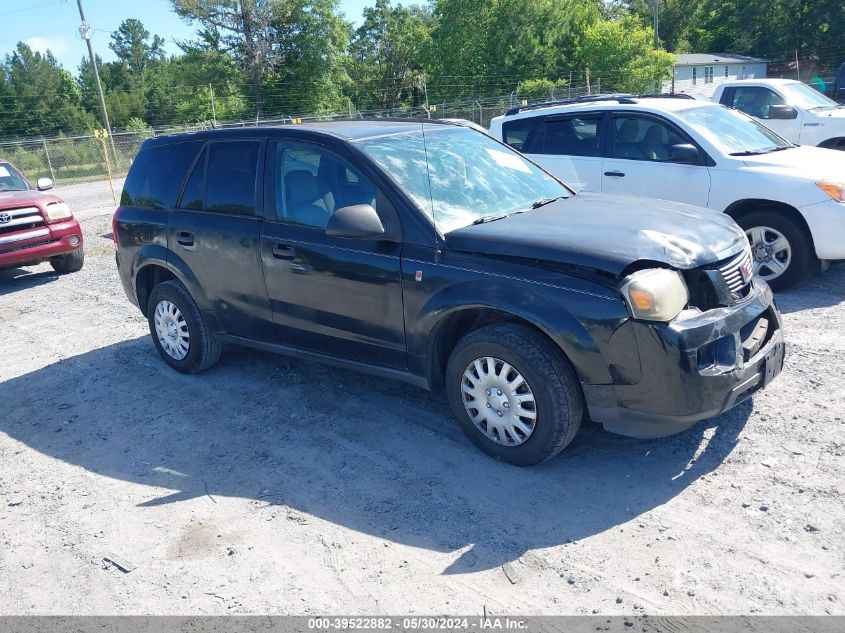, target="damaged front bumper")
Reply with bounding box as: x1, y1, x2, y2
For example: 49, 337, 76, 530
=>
585, 279, 784, 438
